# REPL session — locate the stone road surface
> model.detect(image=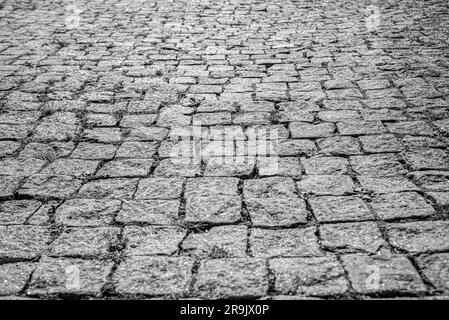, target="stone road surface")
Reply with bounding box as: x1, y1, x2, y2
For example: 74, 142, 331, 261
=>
1, 0, 449, 299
